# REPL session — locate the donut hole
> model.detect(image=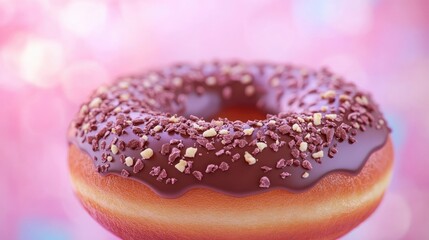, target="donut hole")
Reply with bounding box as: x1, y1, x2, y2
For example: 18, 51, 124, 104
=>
178, 90, 270, 122
213, 106, 268, 121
